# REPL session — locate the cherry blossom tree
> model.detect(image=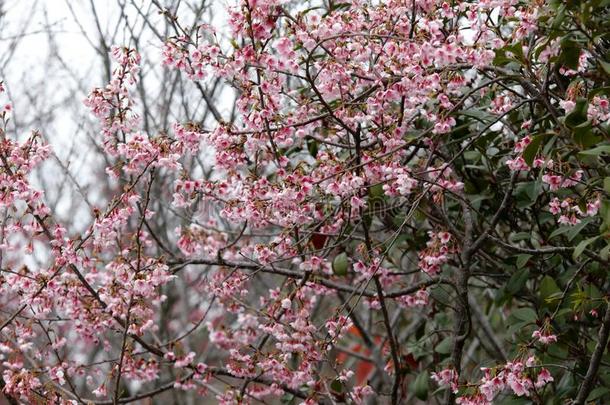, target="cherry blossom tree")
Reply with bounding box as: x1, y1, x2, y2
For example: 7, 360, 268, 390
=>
1, 0, 610, 404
